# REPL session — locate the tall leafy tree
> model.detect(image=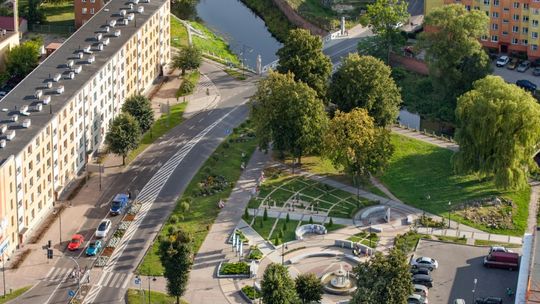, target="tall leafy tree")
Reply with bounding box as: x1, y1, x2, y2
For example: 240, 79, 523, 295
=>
171, 0, 198, 20
261, 263, 300, 304
105, 113, 141, 165
251, 71, 328, 164
277, 29, 332, 98
454, 76, 540, 190
358, 0, 410, 63
25, 0, 45, 25
171, 45, 202, 75
324, 109, 393, 197
351, 248, 412, 304
158, 229, 193, 304
329, 54, 401, 127
6, 39, 42, 80
122, 94, 155, 133
419, 4, 491, 122
295, 273, 323, 304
